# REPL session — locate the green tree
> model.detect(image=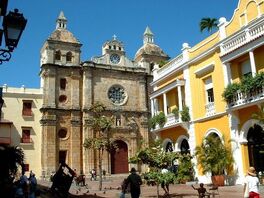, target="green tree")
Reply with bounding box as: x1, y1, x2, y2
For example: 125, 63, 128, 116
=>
83, 102, 115, 191
251, 105, 264, 124
200, 18, 218, 33
0, 146, 25, 196
129, 140, 179, 197
194, 135, 234, 176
